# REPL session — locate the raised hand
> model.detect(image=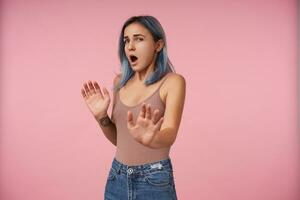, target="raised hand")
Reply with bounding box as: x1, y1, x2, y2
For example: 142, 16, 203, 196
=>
127, 103, 164, 146
81, 80, 110, 120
